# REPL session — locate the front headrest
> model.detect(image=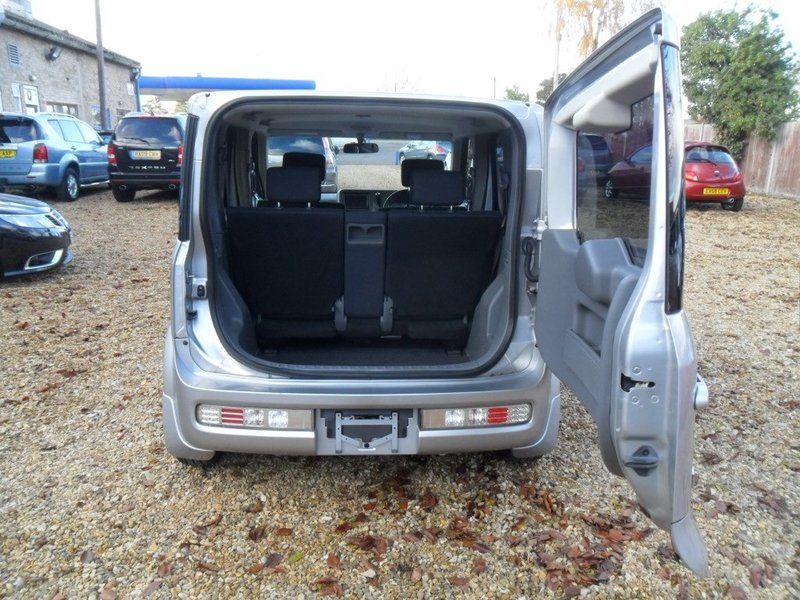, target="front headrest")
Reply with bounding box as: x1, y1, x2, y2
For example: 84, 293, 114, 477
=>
409, 170, 463, 207
401, 158, 444, 187
283, 152, 326, 182
266, 166, 321, 205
